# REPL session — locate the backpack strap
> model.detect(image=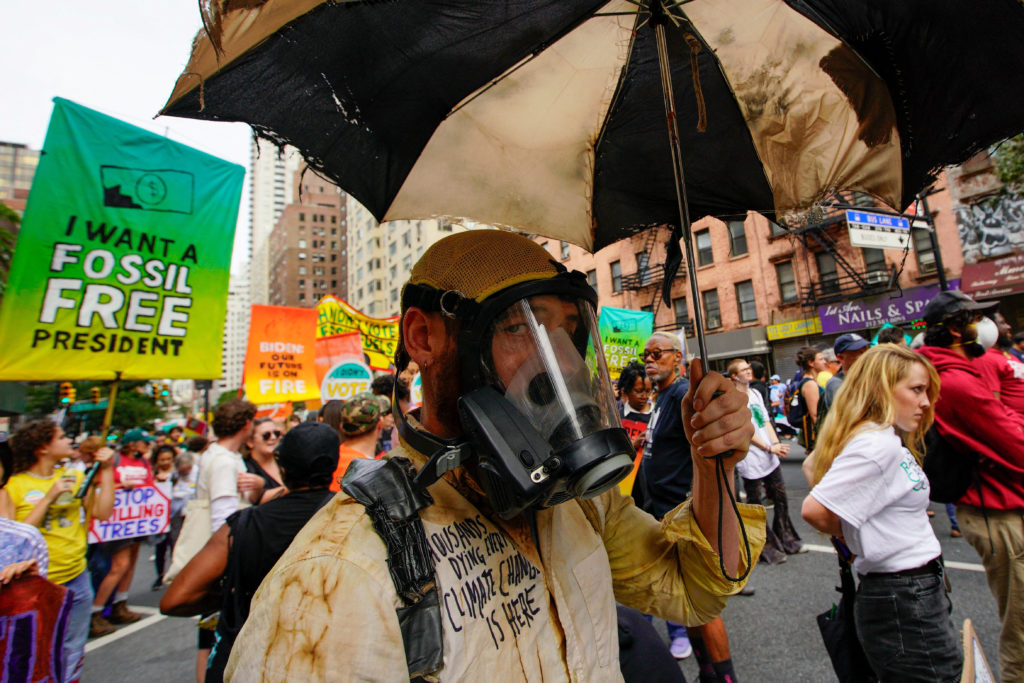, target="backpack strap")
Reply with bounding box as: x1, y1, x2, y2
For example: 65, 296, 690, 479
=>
341, 458, 443, 680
